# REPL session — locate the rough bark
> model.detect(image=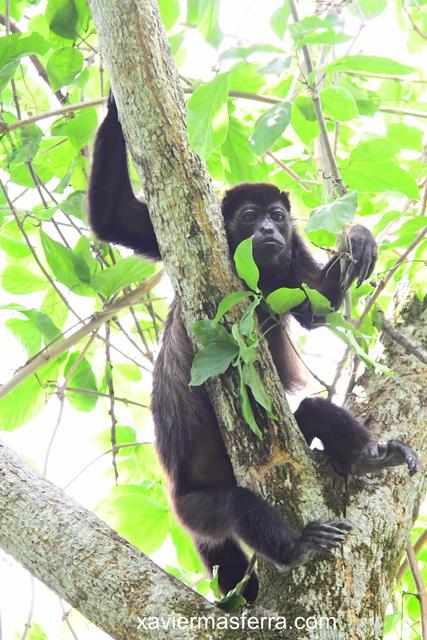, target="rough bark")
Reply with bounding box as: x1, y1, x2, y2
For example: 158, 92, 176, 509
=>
0, 440, 258, 640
